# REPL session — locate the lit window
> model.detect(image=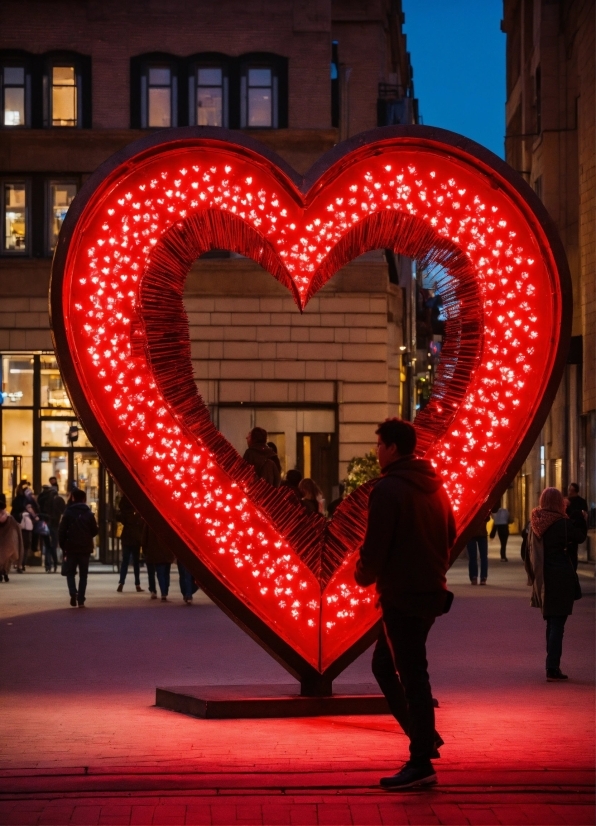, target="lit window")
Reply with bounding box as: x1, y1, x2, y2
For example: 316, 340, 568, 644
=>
243, 67, 275, 128
3, 66, 26, 126
148, 67, 172, 127
52, 65, 77, 126
197, 67, 224, 126
3, 182, 27, 253
48, 182, 77, 252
